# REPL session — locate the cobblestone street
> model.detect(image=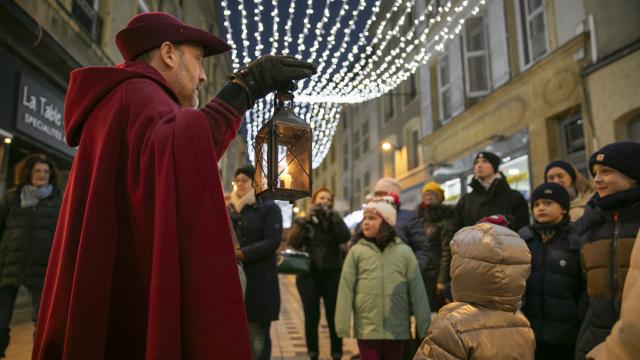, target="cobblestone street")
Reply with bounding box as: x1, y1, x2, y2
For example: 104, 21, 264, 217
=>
6, 276, 358, 360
